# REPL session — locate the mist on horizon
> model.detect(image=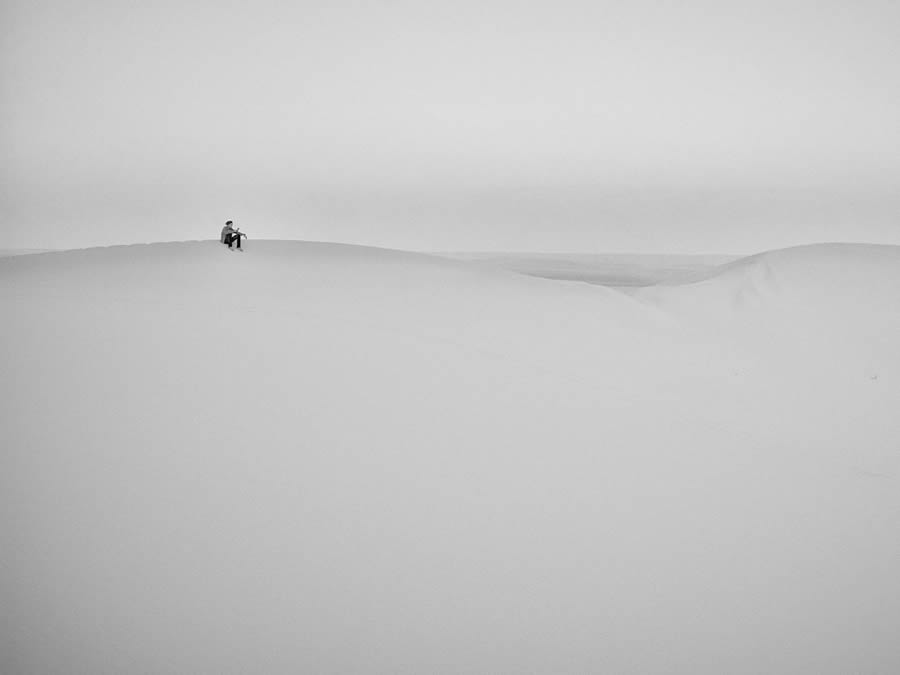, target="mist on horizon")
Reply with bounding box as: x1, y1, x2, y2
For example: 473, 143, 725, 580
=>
2, 0, 899, 252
